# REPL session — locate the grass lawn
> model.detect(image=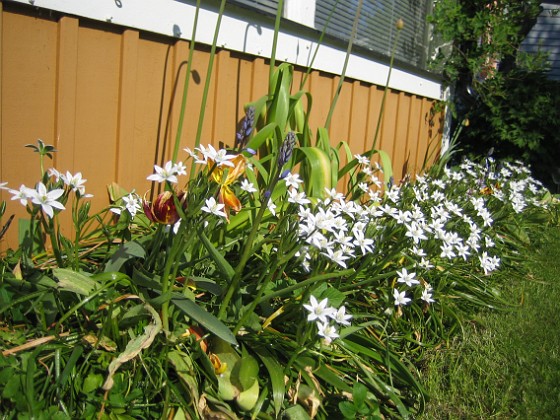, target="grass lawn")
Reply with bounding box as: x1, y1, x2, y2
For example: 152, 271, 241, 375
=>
419, 226, 560, 419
